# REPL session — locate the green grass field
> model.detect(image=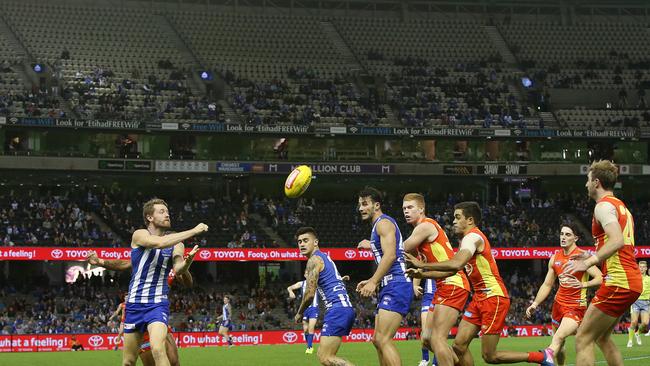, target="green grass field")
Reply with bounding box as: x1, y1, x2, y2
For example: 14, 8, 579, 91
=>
1, 335, 648, 366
